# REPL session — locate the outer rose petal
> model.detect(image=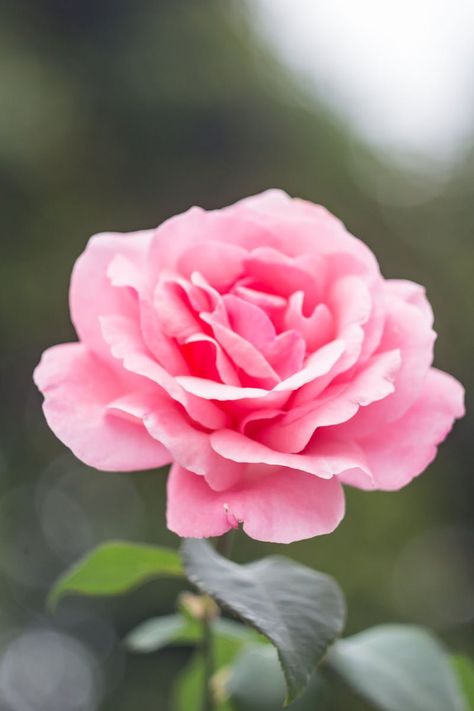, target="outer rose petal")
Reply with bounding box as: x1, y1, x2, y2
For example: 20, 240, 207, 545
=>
340, 368, 465, 491
33, 343, 171, 471
167, 463, 345, 543
230, 190, 379, 274
210, 429, 372, 481
148, 207, 274, 281
250, 349, 401, 453
100, 313, 229, 430
70, 230, 153, 363
141, 396, 243, 491
386, 279, 434, 326
341, 294, 436, 437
